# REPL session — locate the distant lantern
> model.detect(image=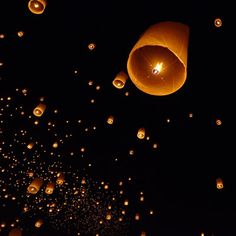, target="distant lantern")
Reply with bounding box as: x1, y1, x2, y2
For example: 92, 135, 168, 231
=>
56, 173, 65, 185
28, 0, 47, 14
35, 219, 43, 228
141, 232, 146, 236
27, 142, 34, 149
33, 103, 46, 117
9, 228, 22, 236
137, 127, 145, 139
112, 71, 128, 89
135, 213, 140, 221
107, 115, 114, 124
52, 142, 58, 148
17, 31, 24, 37
214, 18, 222, 27
88, 43, 96, 50
127, 21, 189, 96
124, 199, 129, 206
216, 177, 224, 189
45, 182, 54, 194
27, 178, 43, 194
216, 119, 222, 126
